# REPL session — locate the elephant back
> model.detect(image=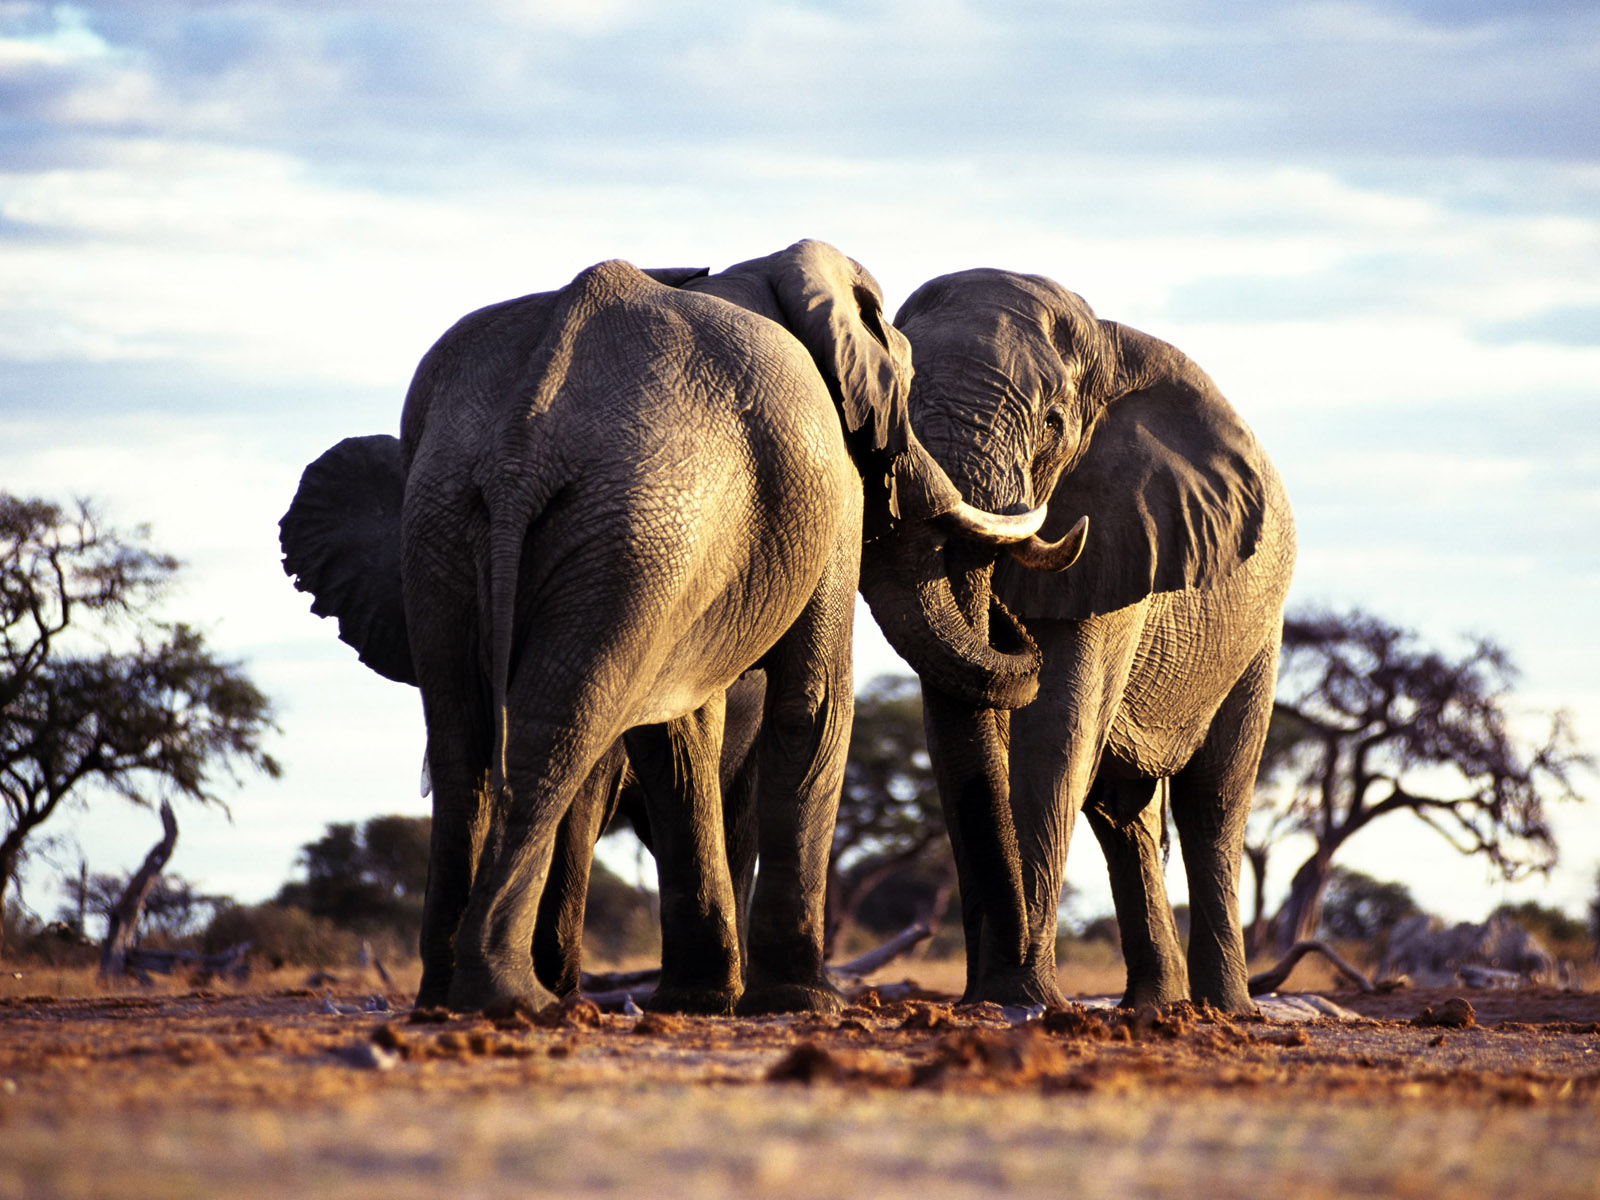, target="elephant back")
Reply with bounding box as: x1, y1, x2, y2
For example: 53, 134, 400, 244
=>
280, 433, 416, 686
